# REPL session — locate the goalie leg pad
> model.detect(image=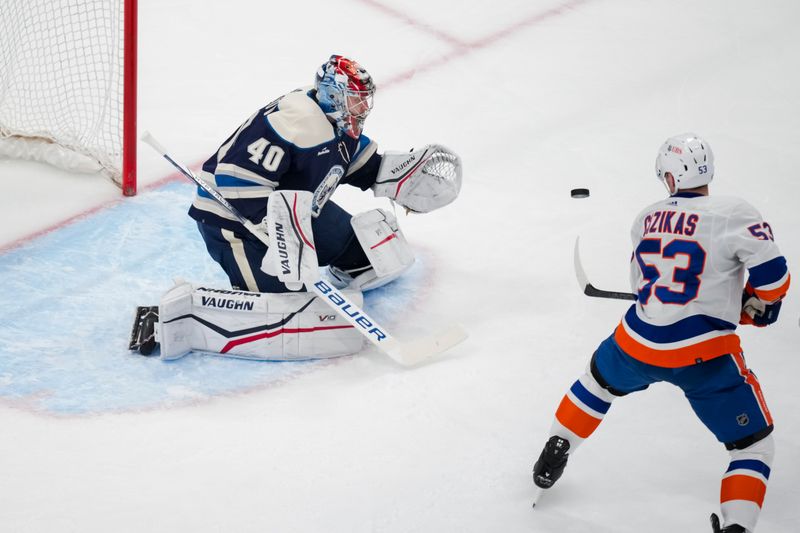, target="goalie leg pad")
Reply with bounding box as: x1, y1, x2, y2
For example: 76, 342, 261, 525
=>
335, 209, 415, 291
157, 281, 364, 360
